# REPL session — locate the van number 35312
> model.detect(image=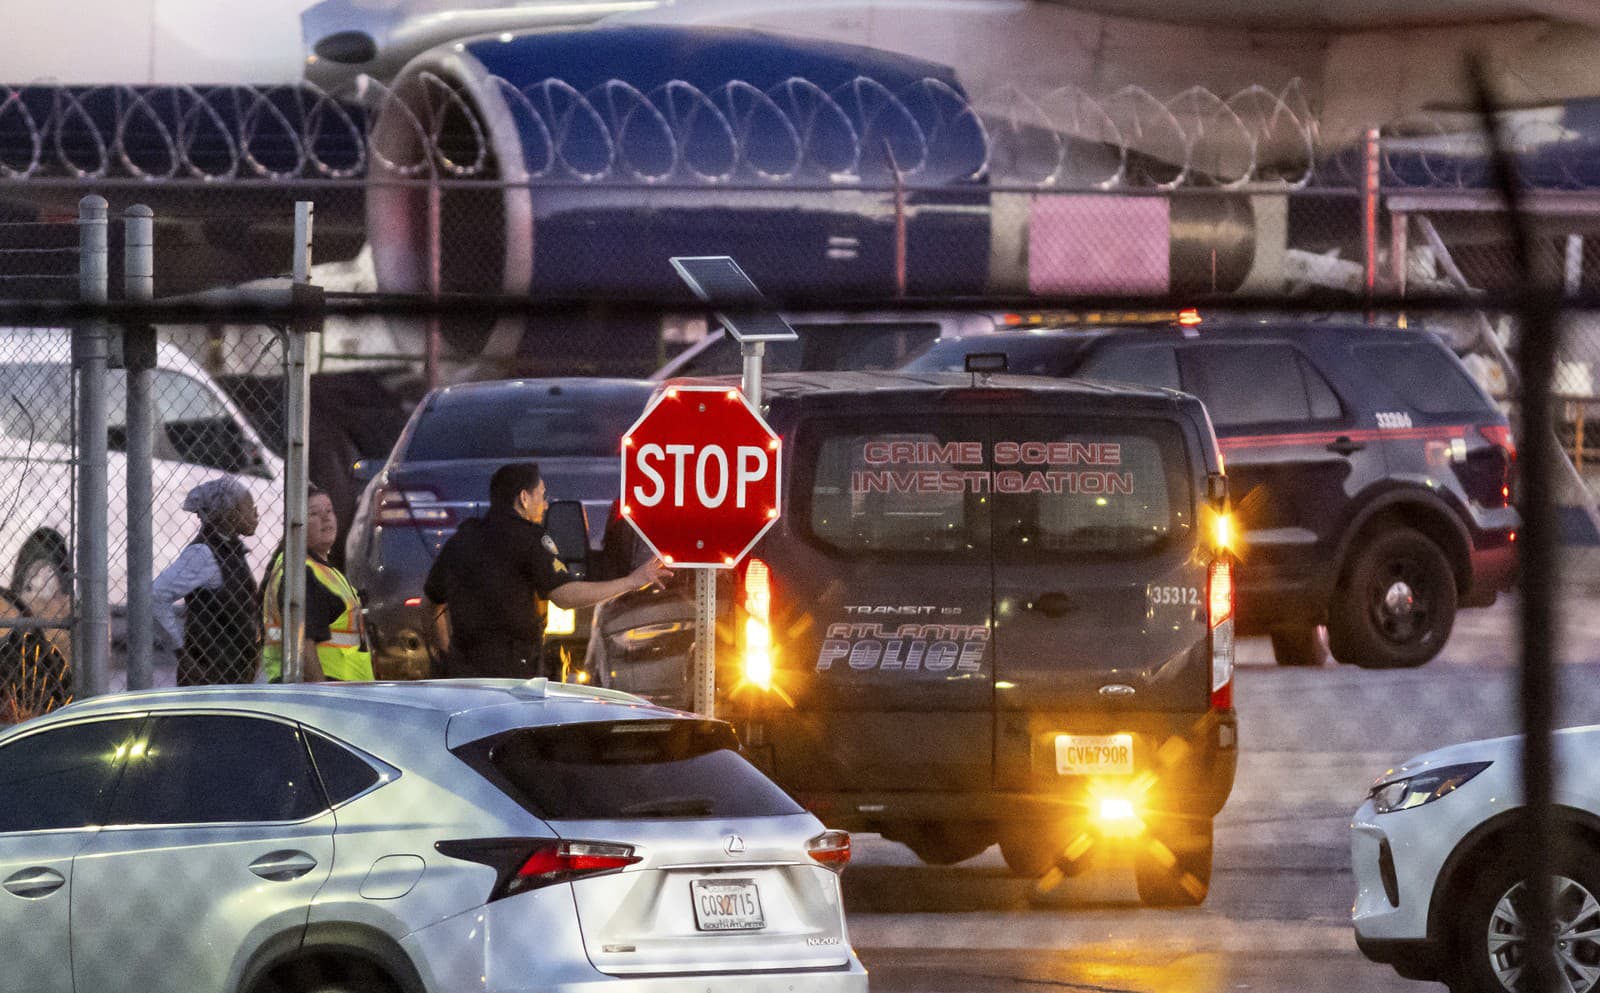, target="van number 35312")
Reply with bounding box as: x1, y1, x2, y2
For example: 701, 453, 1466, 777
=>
1147, 586, 1199, 606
